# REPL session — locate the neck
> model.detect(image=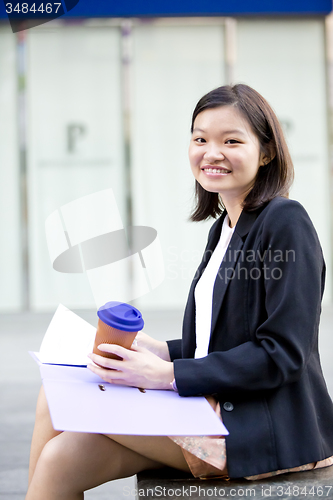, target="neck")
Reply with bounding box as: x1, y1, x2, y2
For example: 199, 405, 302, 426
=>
221, 197, 243, 228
